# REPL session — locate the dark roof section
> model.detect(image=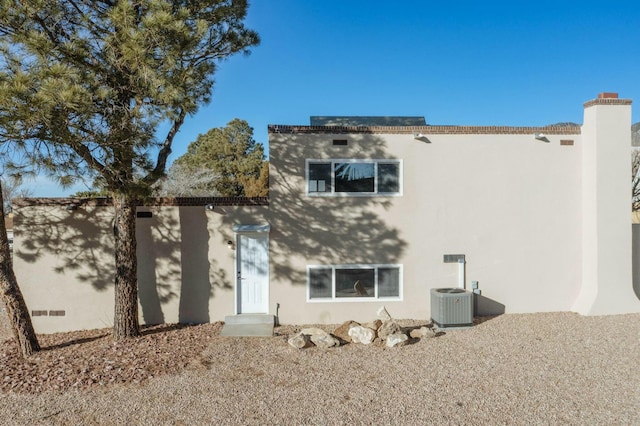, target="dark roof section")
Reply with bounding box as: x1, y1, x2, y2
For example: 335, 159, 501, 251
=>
549, 122, 581, 127
310, 116, 426, 126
